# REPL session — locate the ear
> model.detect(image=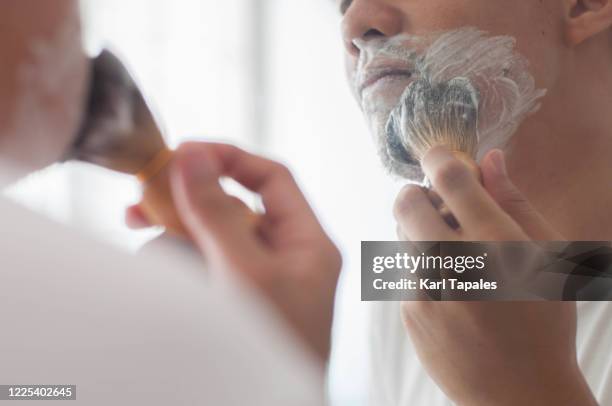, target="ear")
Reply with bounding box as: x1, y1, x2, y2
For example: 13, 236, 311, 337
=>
566, 0, 612, 45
